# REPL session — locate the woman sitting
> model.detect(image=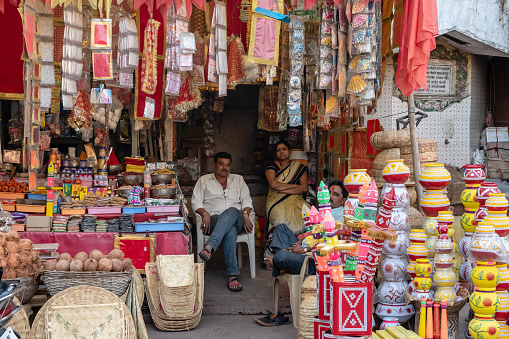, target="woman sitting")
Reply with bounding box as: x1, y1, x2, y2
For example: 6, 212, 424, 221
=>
263, 141, 310, 270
